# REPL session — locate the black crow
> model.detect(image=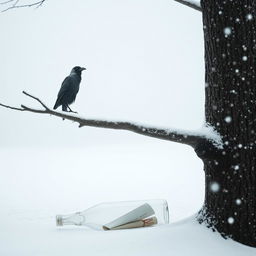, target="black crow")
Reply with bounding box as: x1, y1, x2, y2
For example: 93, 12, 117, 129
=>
53, 66, 86, 112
